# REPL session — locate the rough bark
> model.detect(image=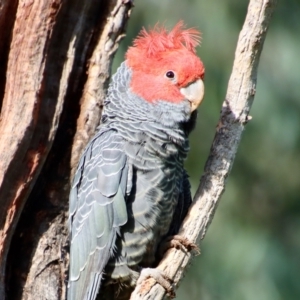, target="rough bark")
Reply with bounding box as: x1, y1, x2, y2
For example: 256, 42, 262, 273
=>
0, 0, 132, 299
0, 0, 276, 299
130, 0, 277, 299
